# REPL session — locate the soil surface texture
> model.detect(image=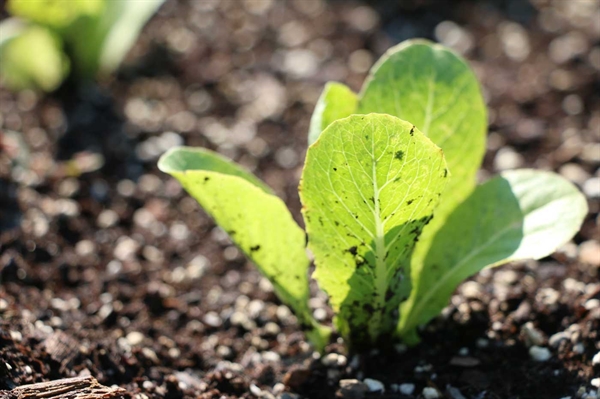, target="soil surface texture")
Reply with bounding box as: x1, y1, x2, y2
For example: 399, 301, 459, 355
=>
0, 1, 599, 398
